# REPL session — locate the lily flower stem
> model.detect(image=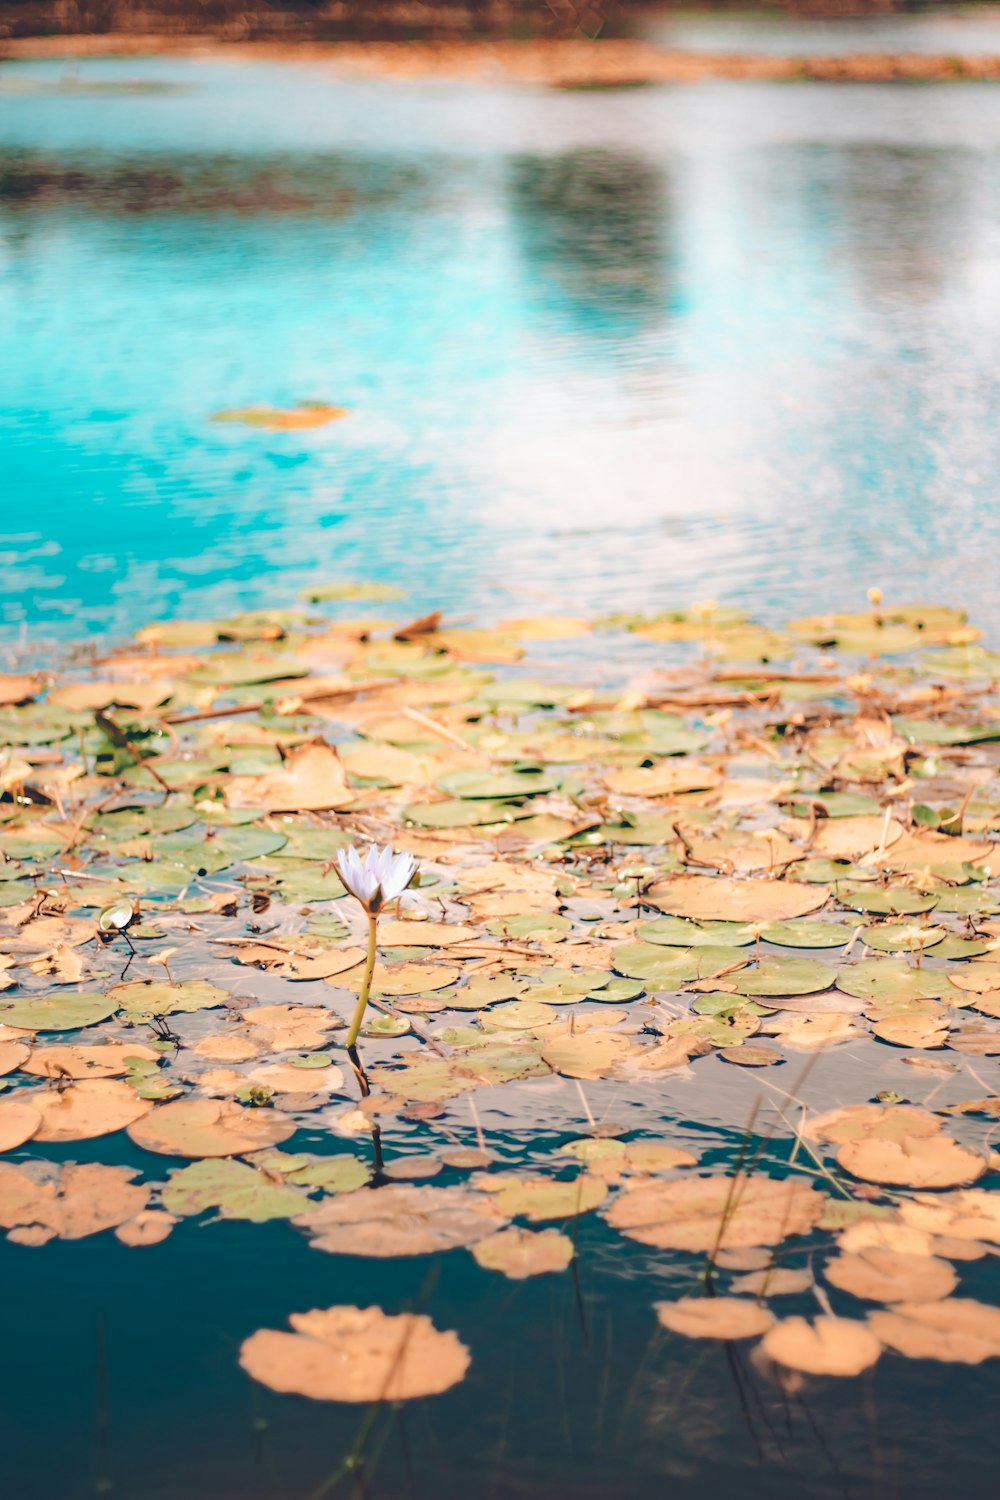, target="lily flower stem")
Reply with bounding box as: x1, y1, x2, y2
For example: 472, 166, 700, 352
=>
346, 912, 379, 1049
